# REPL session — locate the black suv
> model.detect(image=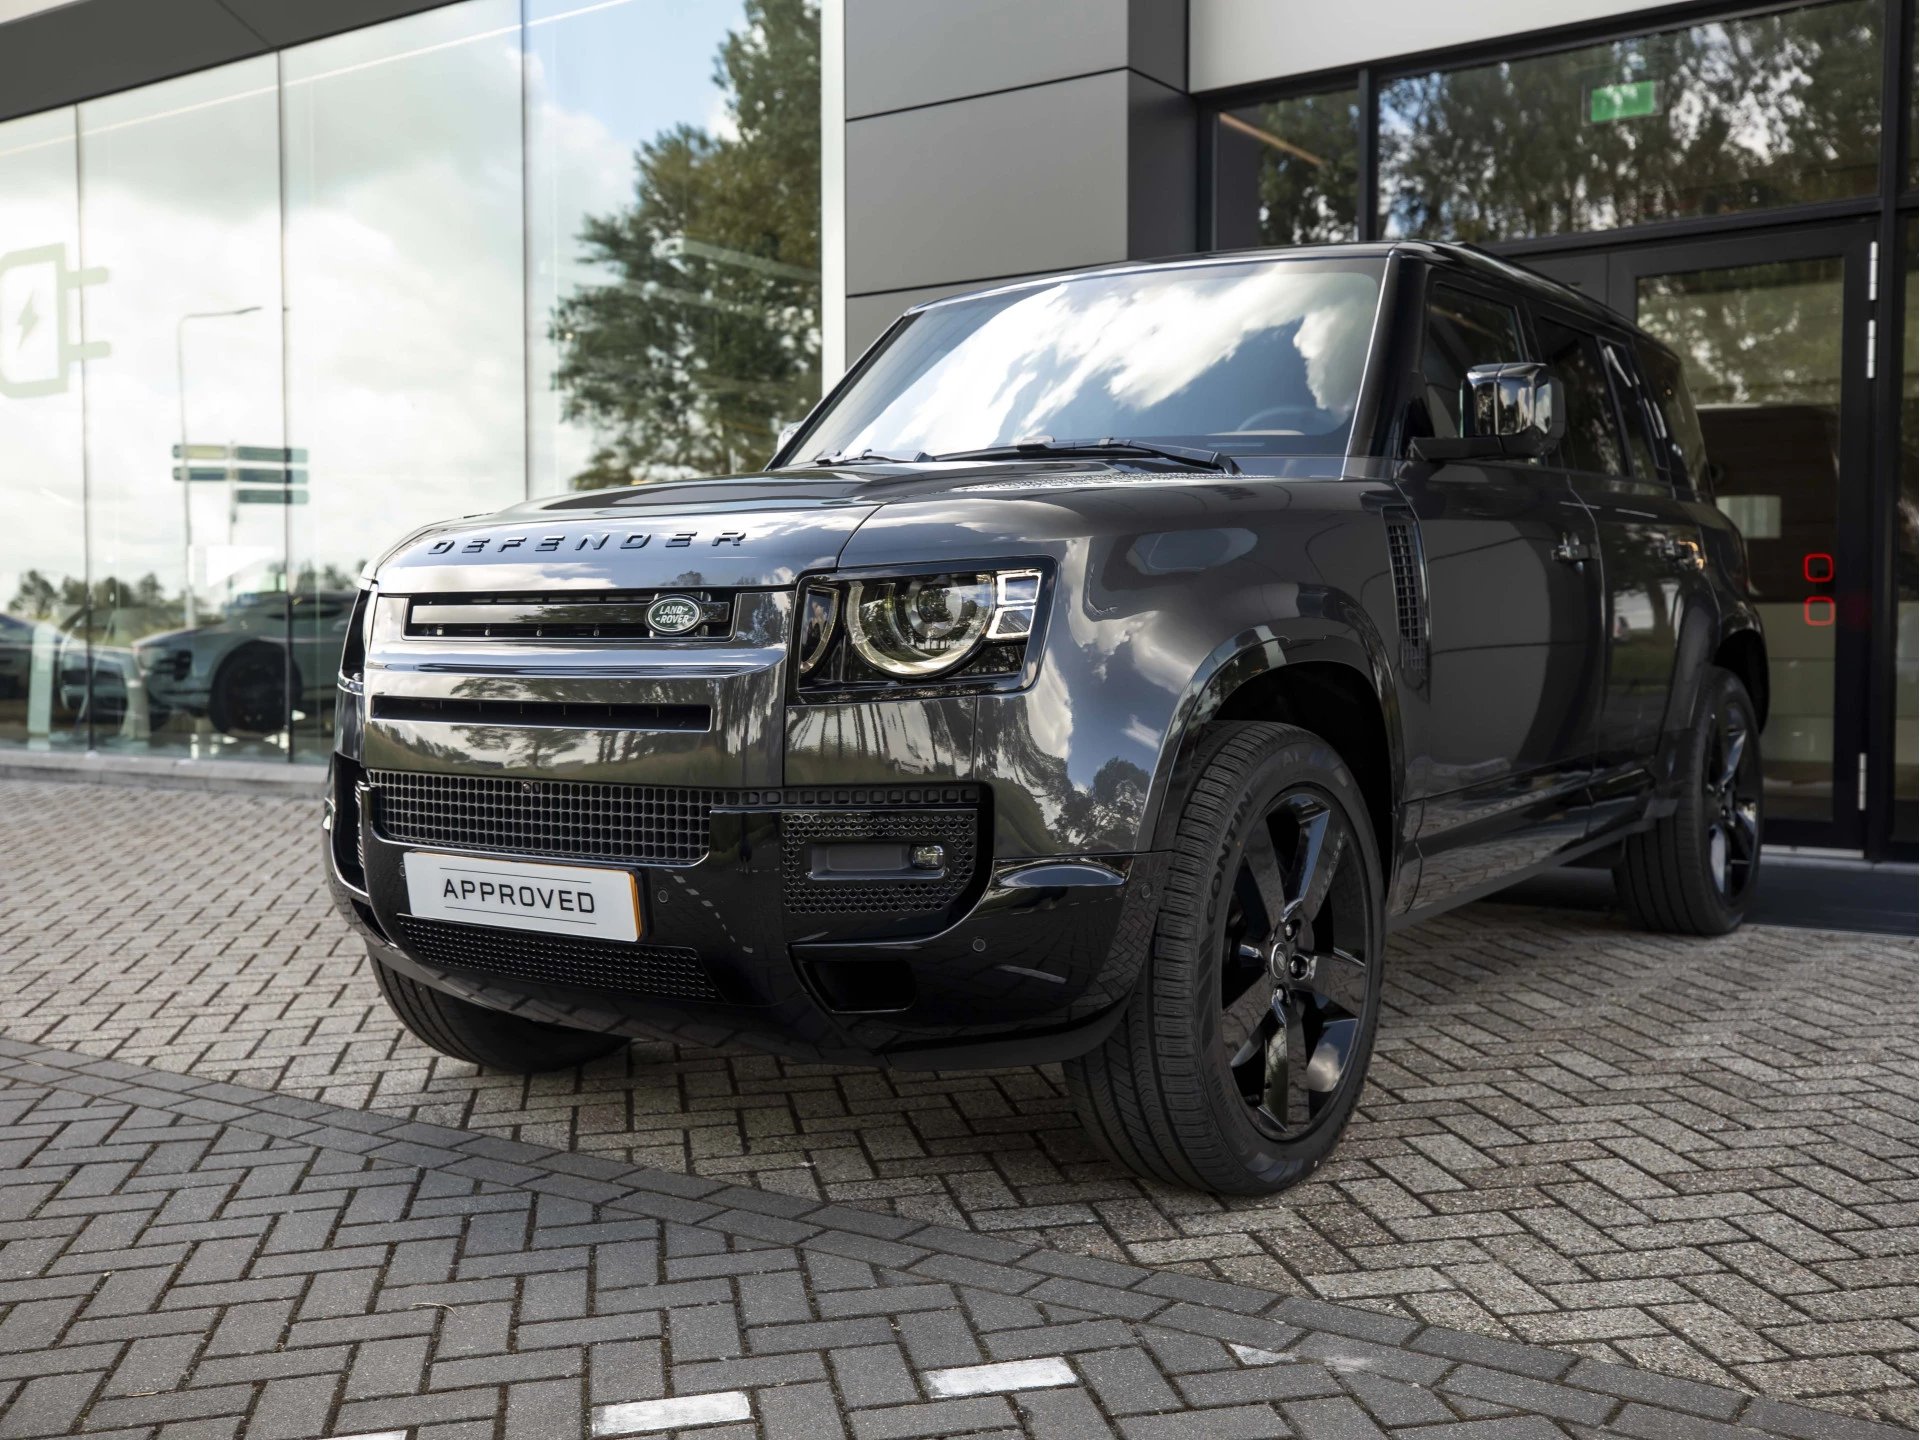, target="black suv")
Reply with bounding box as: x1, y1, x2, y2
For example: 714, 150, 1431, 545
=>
325, 242, 1765, 1195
